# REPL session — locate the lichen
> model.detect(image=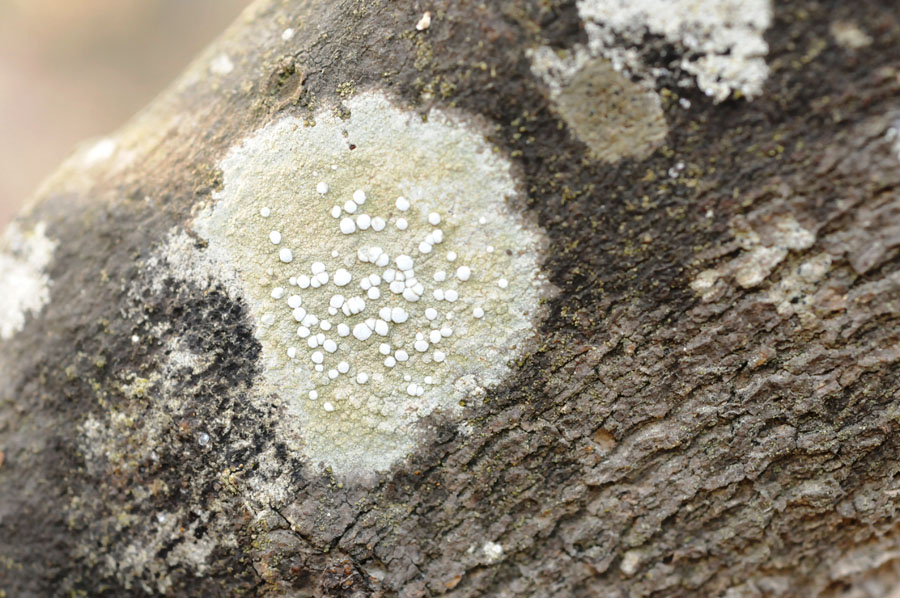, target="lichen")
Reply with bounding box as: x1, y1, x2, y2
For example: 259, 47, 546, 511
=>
529, 46, 668, 162
691, 213, 817, 300
577, 0, 774, 102
192, 90, 550, 475
0, 221, 56, 340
